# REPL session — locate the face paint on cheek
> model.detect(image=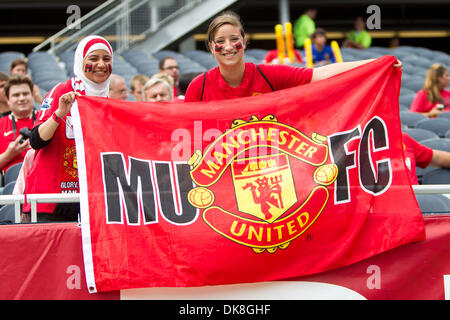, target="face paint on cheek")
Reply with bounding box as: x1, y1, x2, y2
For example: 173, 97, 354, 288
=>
234, 42, 243, 50
84, 63, 93, 73
214, 45, 223, 52
108, 64, 112, 74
